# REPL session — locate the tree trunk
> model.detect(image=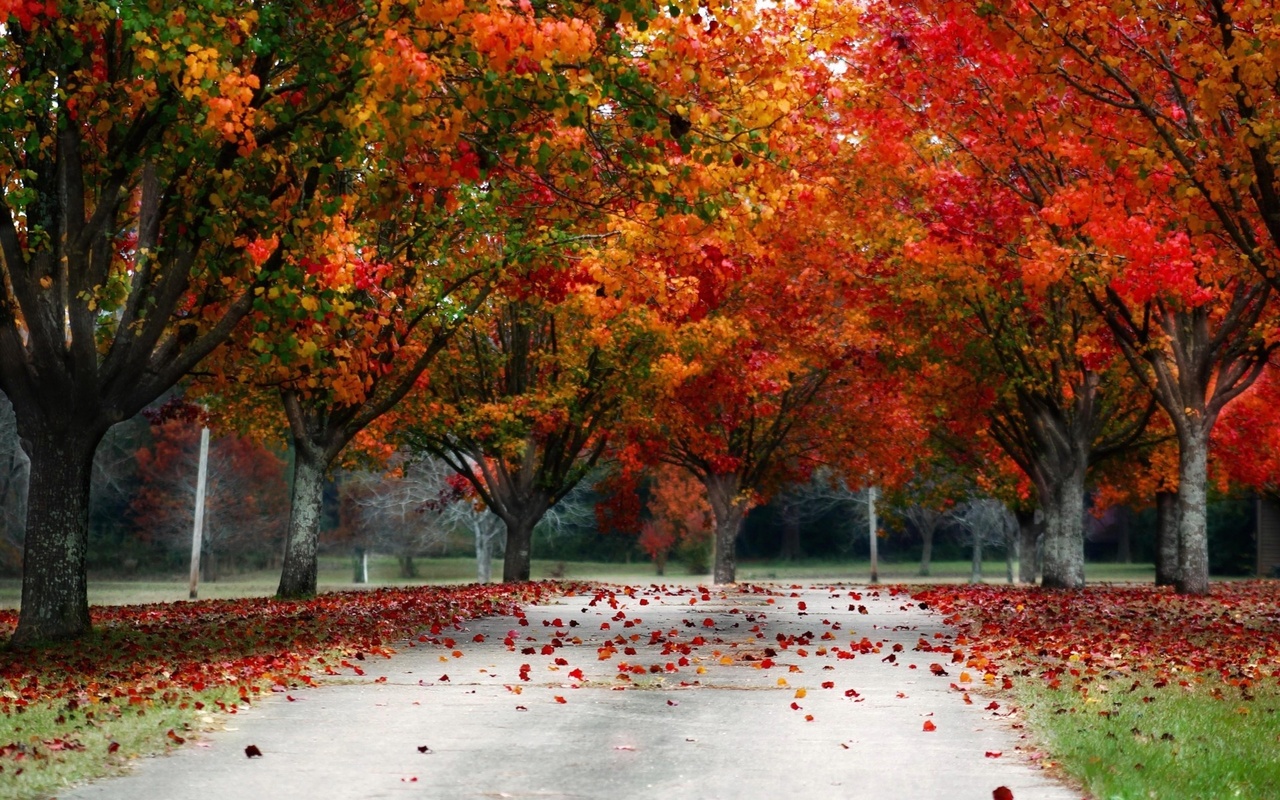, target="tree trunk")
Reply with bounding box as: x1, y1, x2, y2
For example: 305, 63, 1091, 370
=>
779, 506, 802, 561
1175, 428, 1211, 595
399, 555, 417, 579
353, 547, 368, 583
203, 548, 219, 583
1016, 508, 1040, 584
1005, 527, 1015, 584
1115, 505, 1132, 563
704, 474, 745, 584
1039, 465, 1086, 589
475, 532, 492, 584
502, 516, 535, 582
11, 431, 98, 645
919, 524, 934, 577
1155, 490, 1180, 586
277, 445, 327, 599
970, 536, 982, 583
